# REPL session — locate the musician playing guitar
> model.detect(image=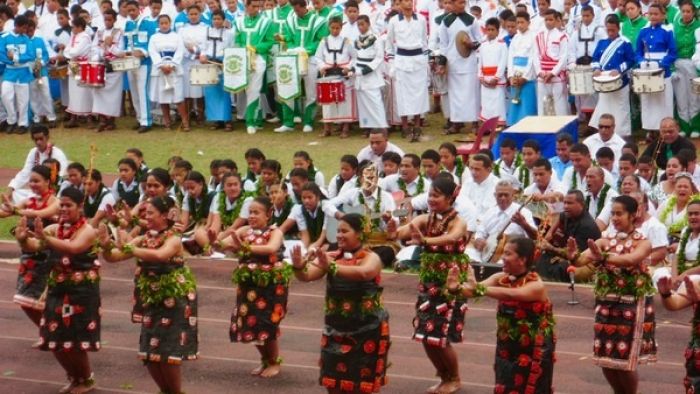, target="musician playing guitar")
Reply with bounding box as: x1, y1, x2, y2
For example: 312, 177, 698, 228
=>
466, 180, 537, 263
